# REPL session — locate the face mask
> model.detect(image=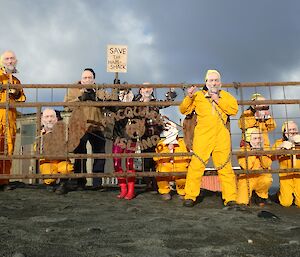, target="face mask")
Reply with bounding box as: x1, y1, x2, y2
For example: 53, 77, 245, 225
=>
249, 136, 263, 149
41, 114, 57, 131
